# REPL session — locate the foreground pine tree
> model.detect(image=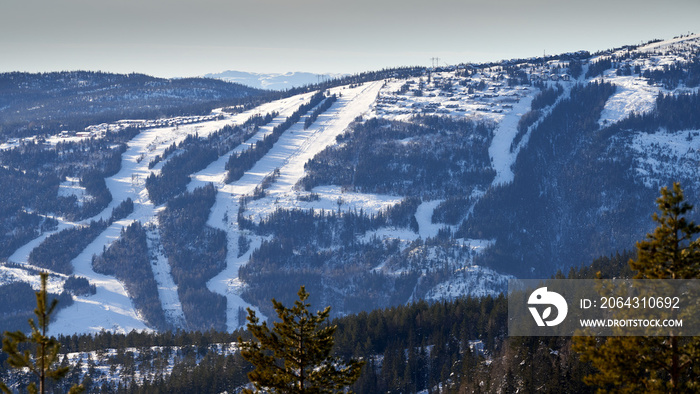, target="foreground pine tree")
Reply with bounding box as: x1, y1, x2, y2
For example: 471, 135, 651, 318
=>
239, 286, 365, 393
574, 183, 700, 393
0, 272, 84, 394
